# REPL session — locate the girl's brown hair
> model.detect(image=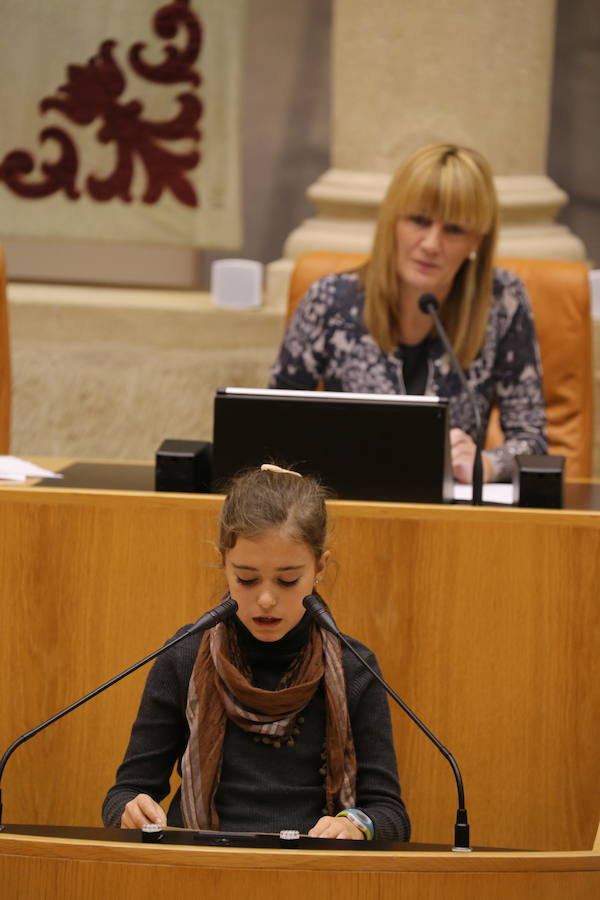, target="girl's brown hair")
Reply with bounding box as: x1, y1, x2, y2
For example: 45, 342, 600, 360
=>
218, 467, 329, 560
362, 143, 499, 367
